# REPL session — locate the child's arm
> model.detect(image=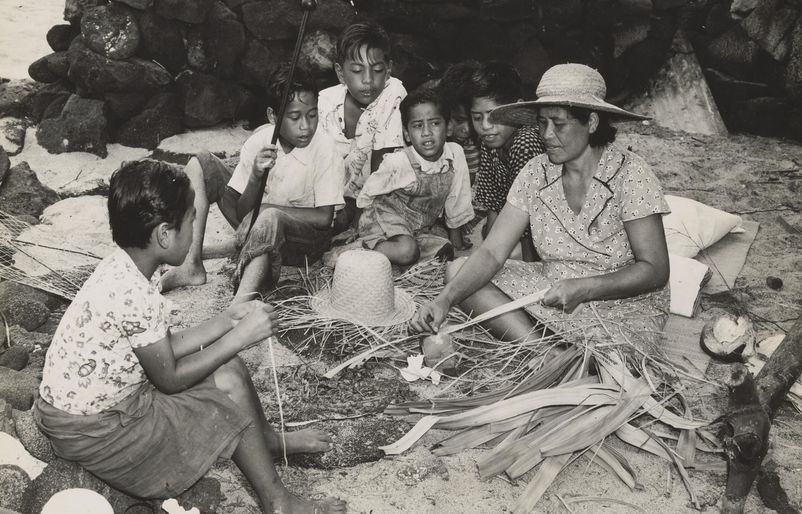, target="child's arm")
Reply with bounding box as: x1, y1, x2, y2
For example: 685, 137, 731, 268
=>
236, 146, 276, 220
355, 152, 415, 209
256, 204, 334, 229
133, 301, 277, 394
443, 145, 475, 250
168, 301, 265, 358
